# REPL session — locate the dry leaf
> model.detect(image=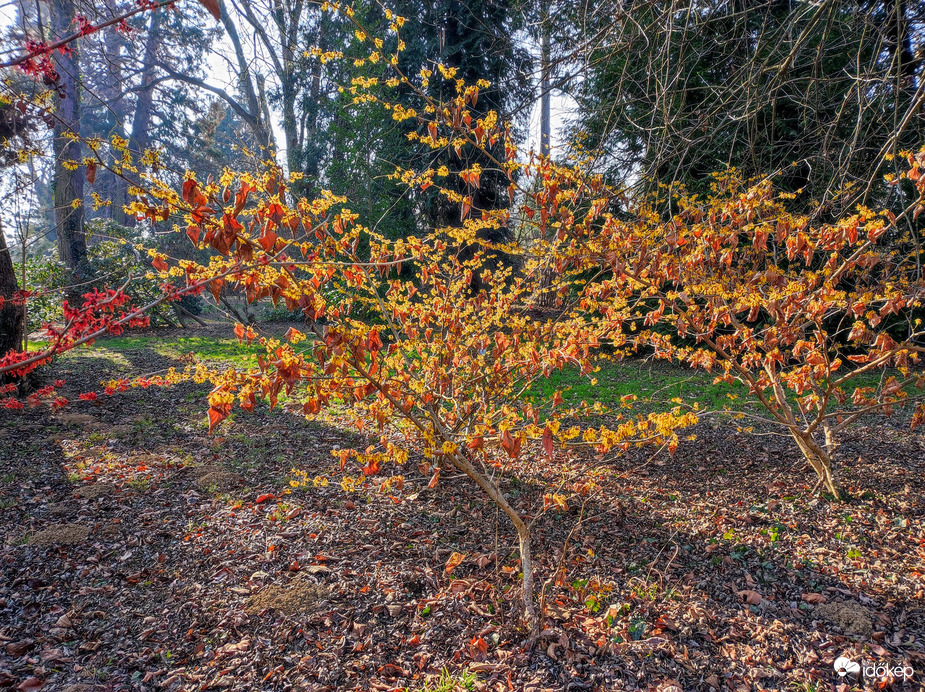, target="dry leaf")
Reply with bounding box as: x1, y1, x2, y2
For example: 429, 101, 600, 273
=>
5, 641, 31, 657
738, 589, 762, 605
801, 593, 827, 604
444, 551, 465, 575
